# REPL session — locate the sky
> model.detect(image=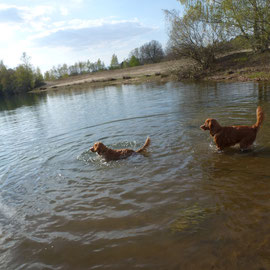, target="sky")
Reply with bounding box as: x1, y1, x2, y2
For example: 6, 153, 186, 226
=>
0, 0, 183, 73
